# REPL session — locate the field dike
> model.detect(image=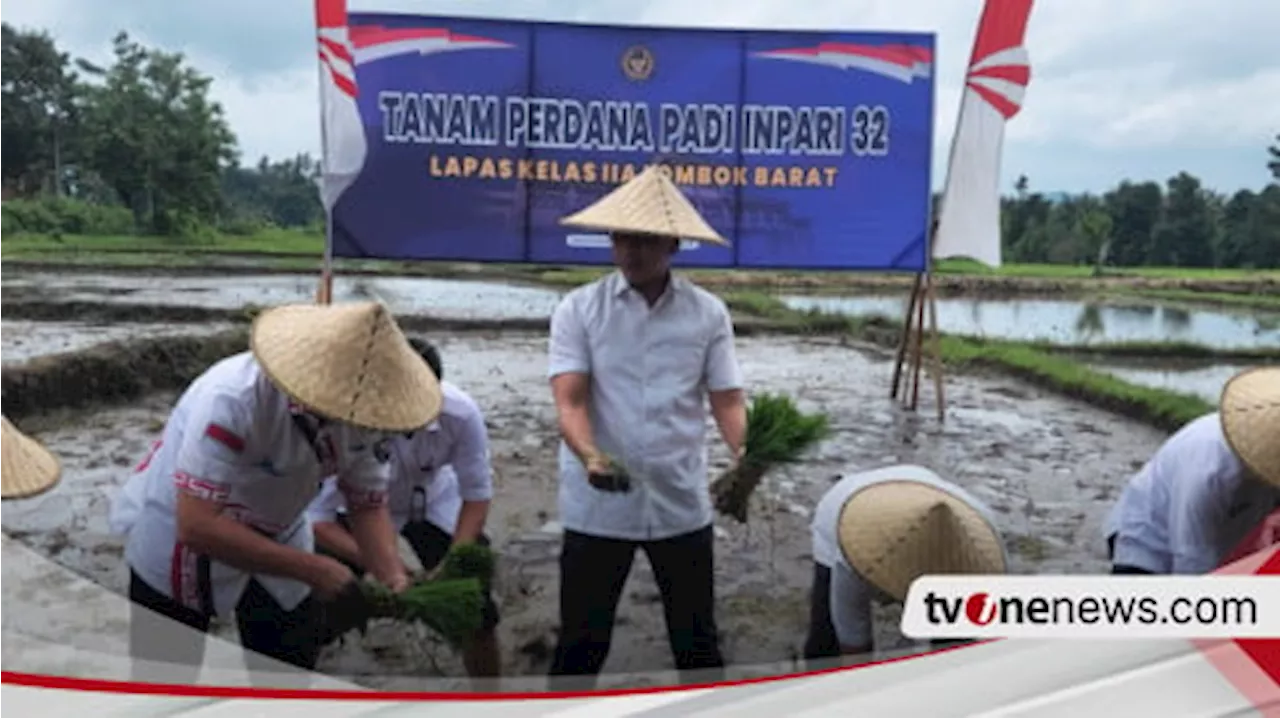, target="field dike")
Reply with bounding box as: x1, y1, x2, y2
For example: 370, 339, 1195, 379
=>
2, 307, 1233, 437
